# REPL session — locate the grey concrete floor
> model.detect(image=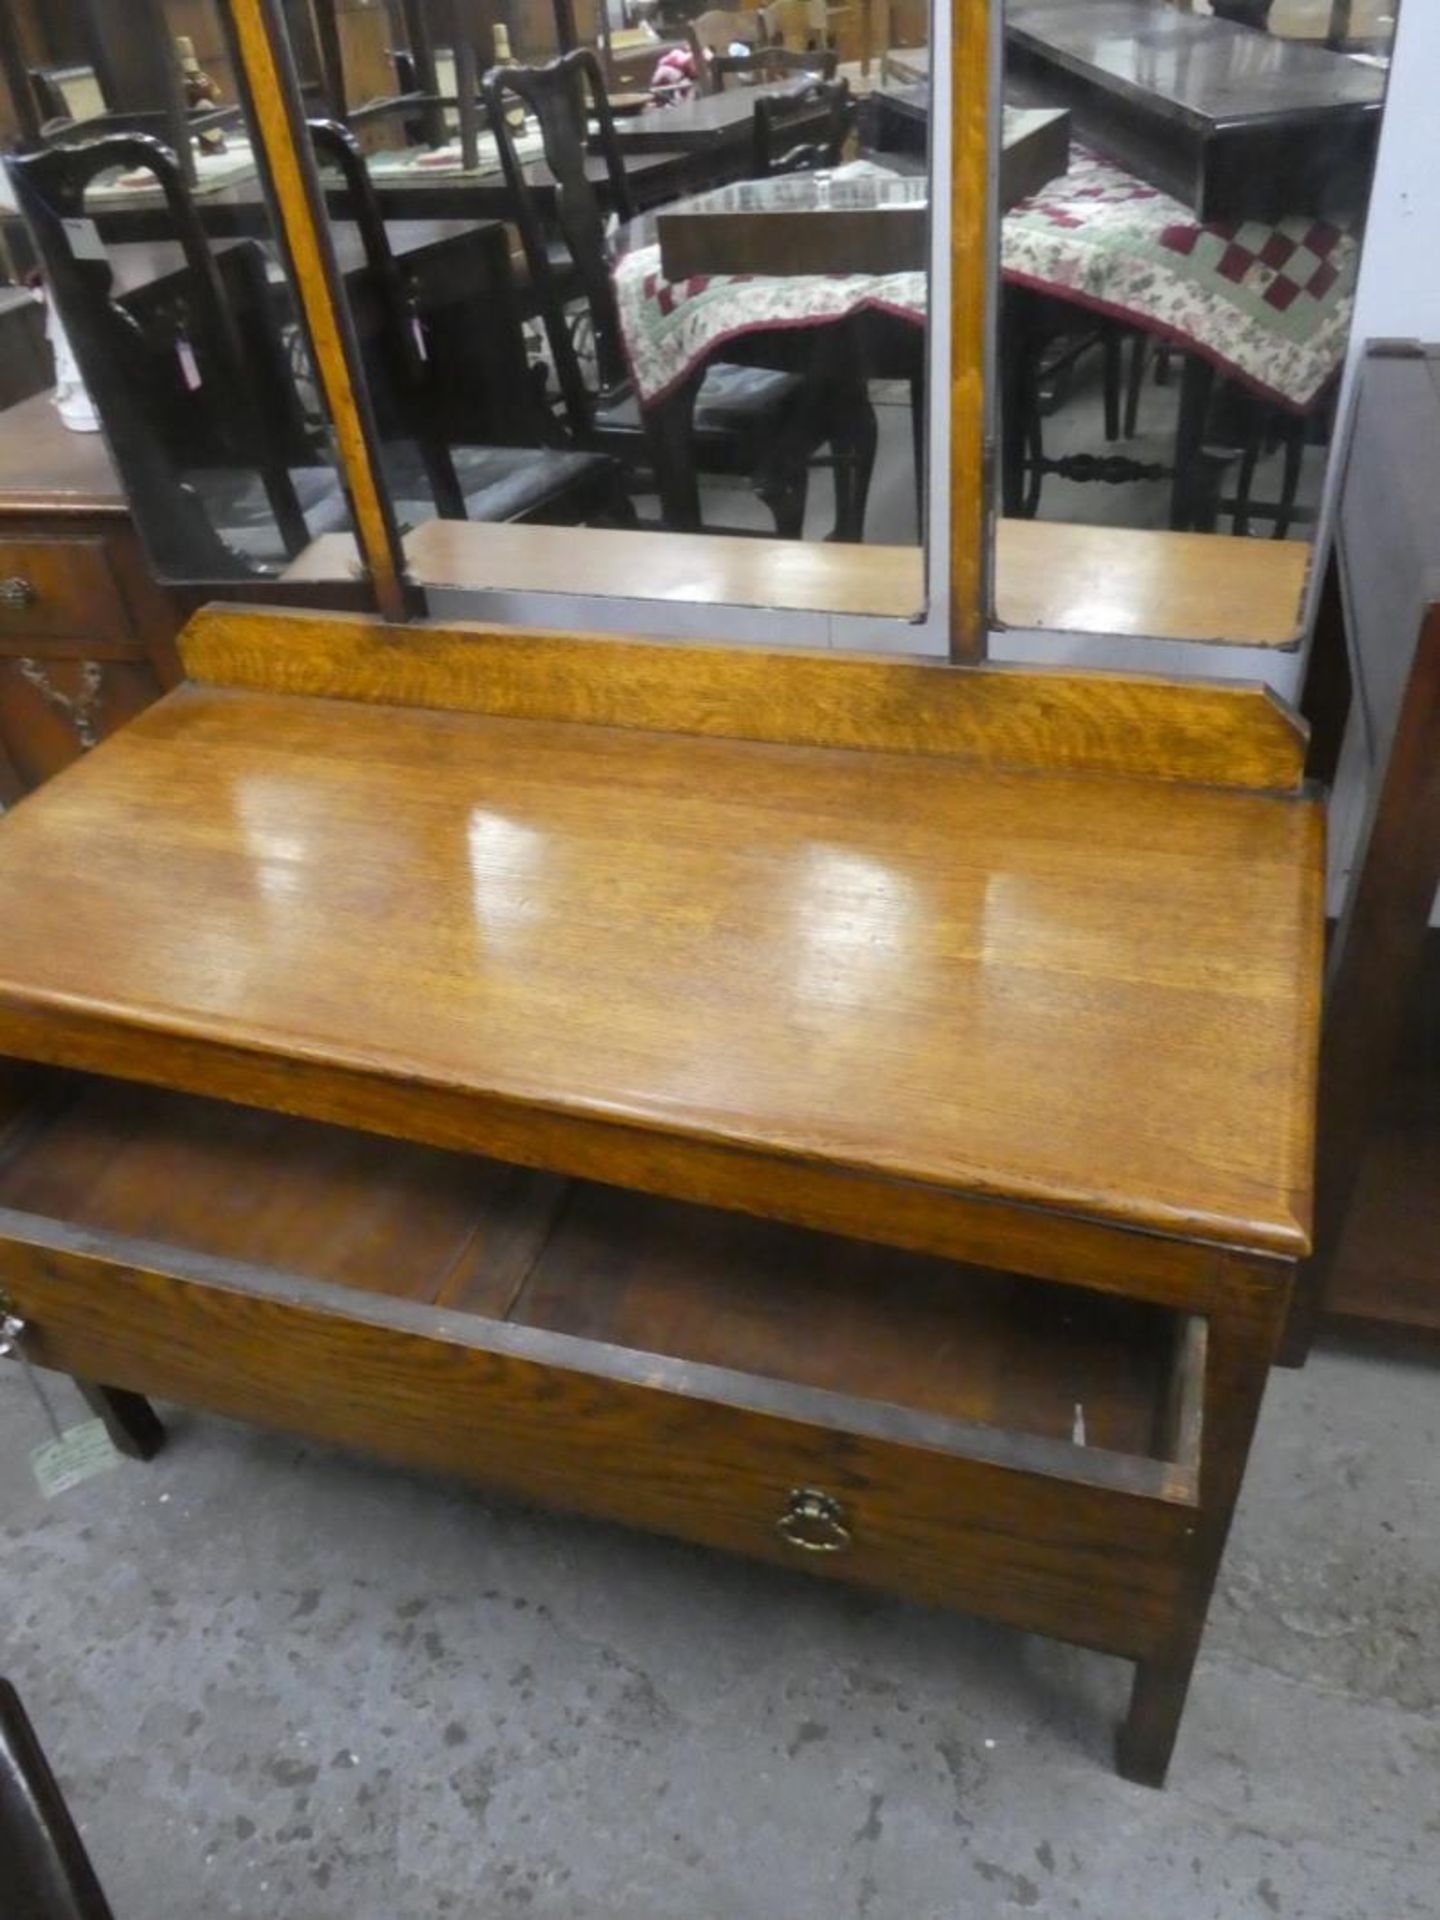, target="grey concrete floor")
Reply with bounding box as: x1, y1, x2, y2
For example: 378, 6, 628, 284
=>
2, 1340, 1436, 1920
